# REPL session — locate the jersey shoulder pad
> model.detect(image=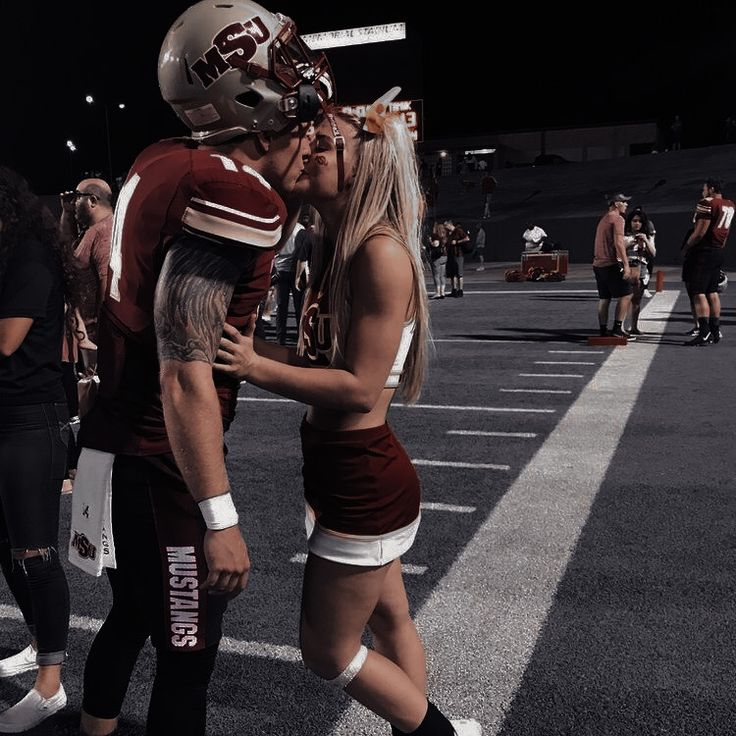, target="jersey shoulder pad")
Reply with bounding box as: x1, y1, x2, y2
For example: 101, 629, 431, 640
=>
181, 152, 286, 250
